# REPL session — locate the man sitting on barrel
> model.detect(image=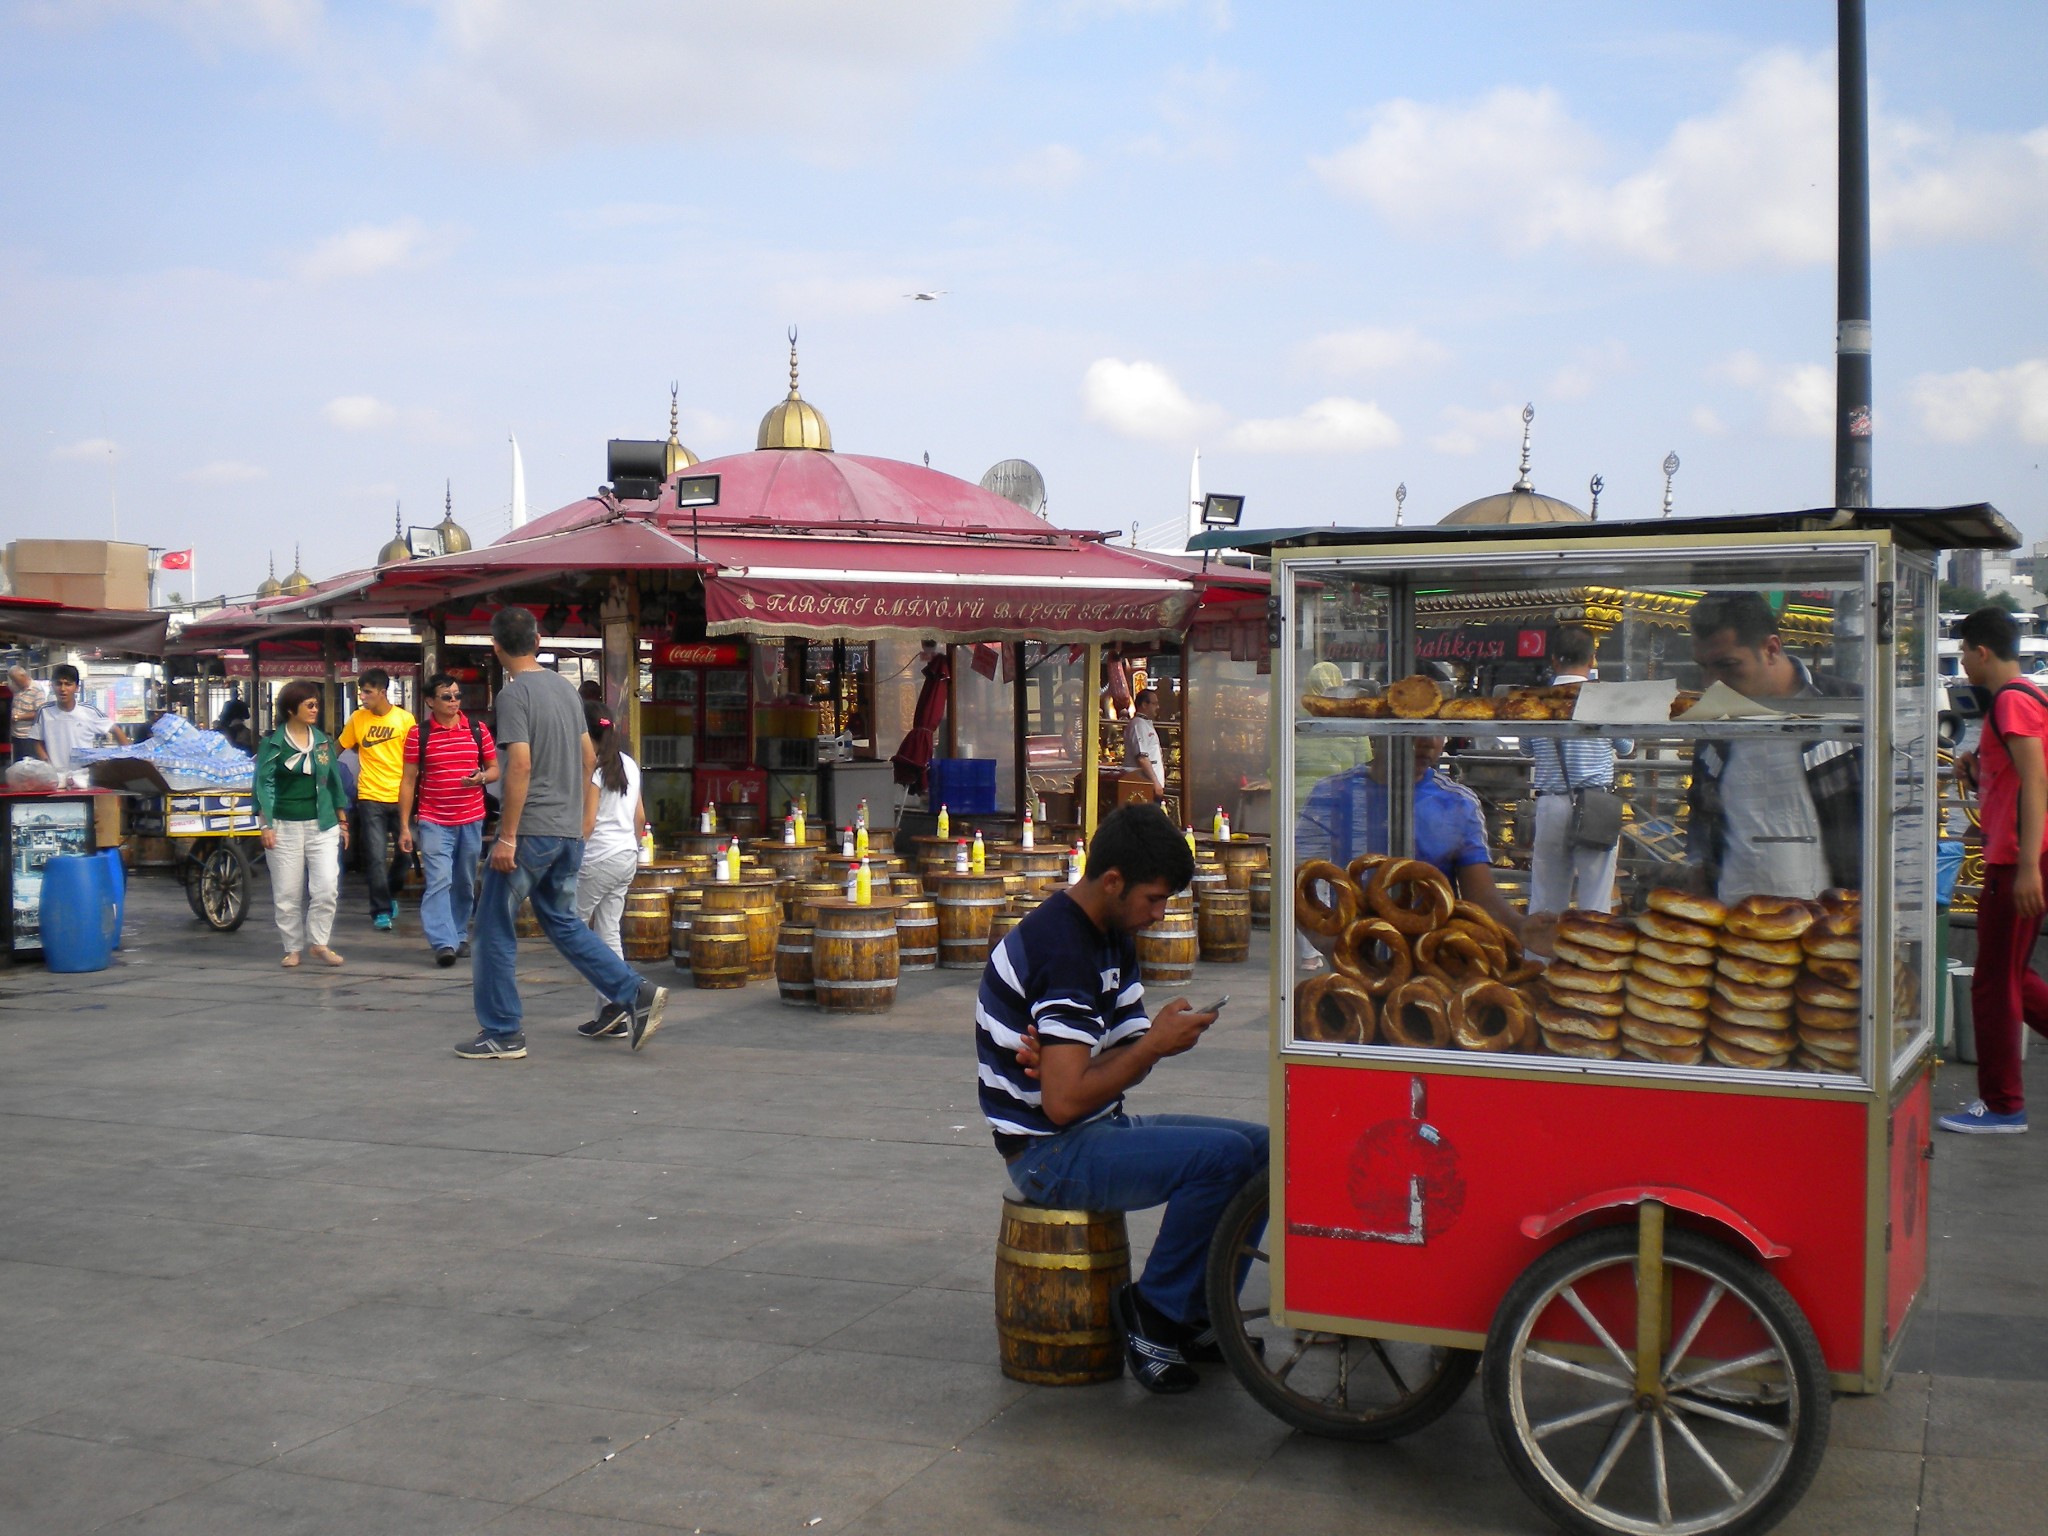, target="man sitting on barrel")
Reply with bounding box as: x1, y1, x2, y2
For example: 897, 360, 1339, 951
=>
976, 803, 1267, 1393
